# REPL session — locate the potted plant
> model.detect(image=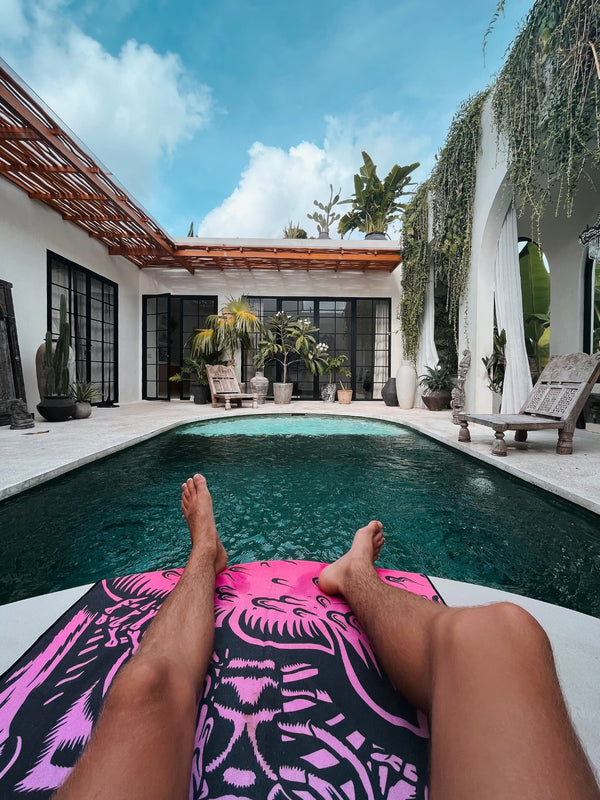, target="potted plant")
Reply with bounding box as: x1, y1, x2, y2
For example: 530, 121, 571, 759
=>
283, 221, 308, 239
320, 352, 349, 402
71, 382, 99, 419
254, 312, 328, 404
338, 152, 419, 239
337, 371, 353, 404
37, 294, 76, 422
307, 185, 341, 239
169, 353, 222, 404
189, 297, 263, 368
418, 364, 454, 411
